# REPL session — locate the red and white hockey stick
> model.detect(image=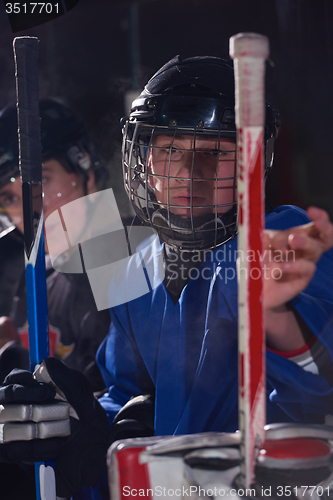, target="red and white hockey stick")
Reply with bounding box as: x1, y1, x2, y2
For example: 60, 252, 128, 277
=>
229, 33, 269, 488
